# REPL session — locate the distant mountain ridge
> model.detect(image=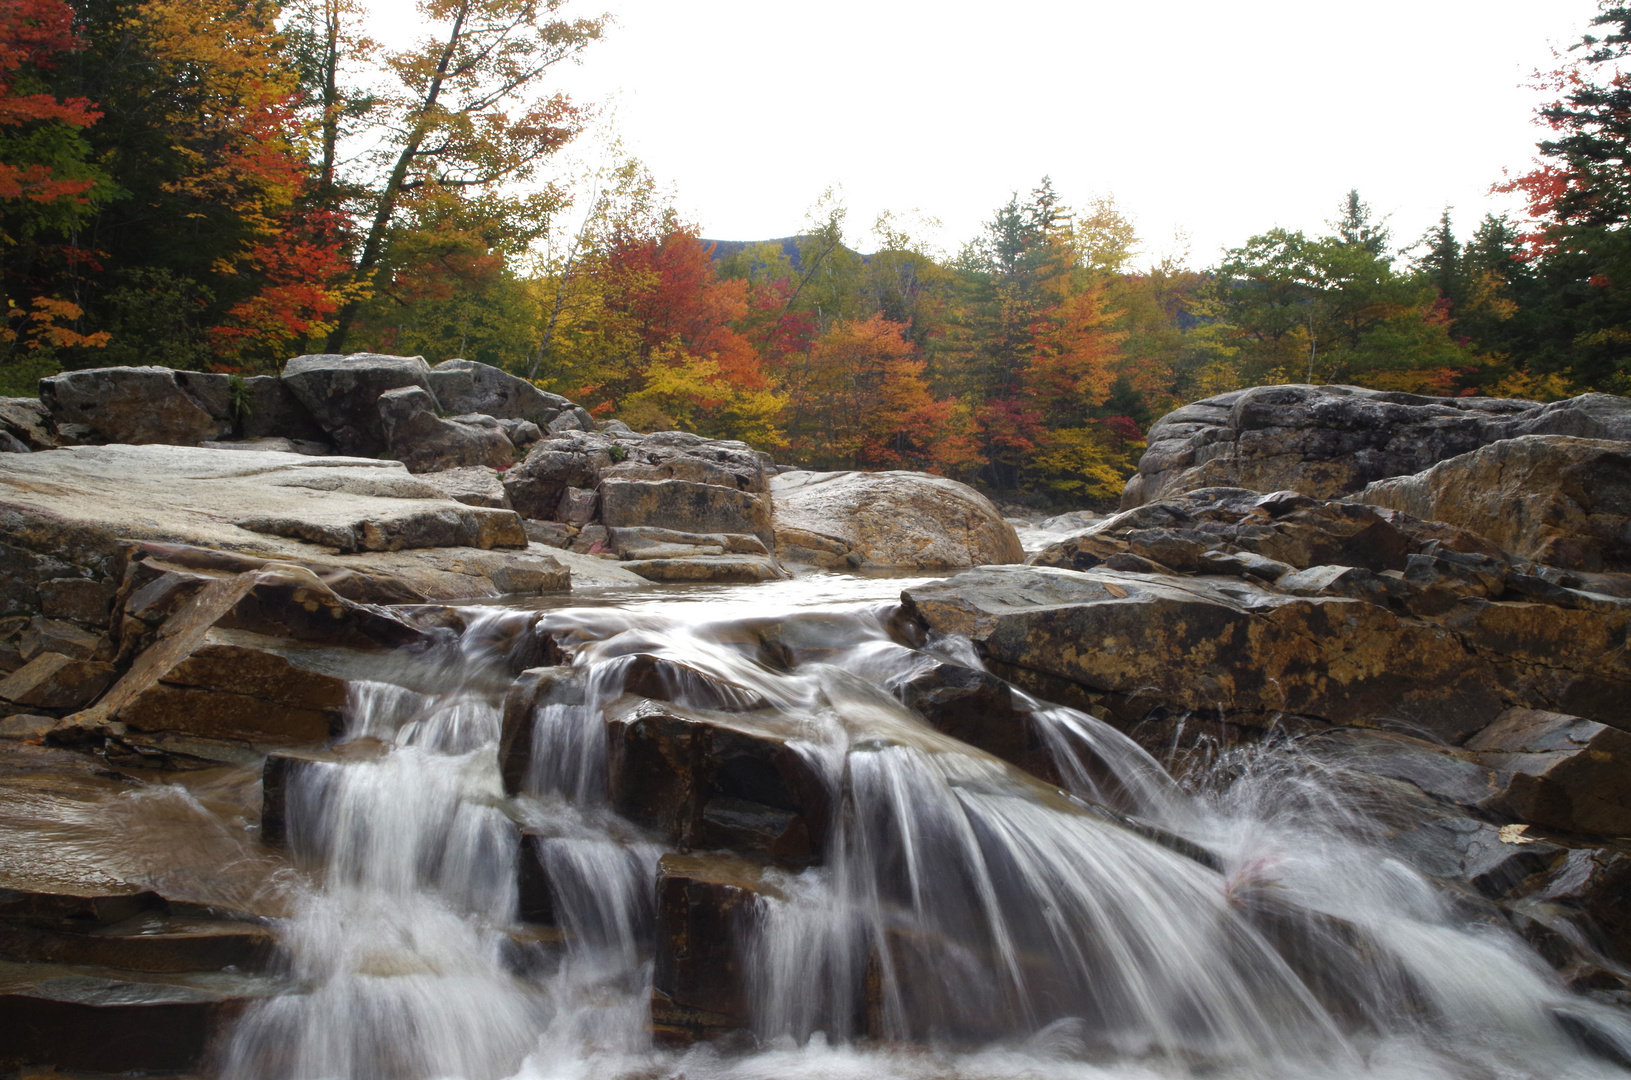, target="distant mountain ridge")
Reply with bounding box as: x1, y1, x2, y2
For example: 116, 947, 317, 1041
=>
699, 235, 871, 271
